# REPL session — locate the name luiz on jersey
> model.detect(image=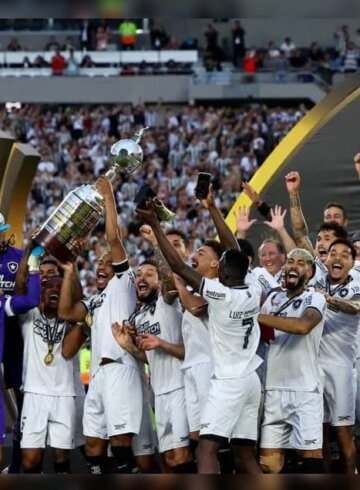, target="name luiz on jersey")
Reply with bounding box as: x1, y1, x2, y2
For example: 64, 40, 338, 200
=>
229, 306, 260, 320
